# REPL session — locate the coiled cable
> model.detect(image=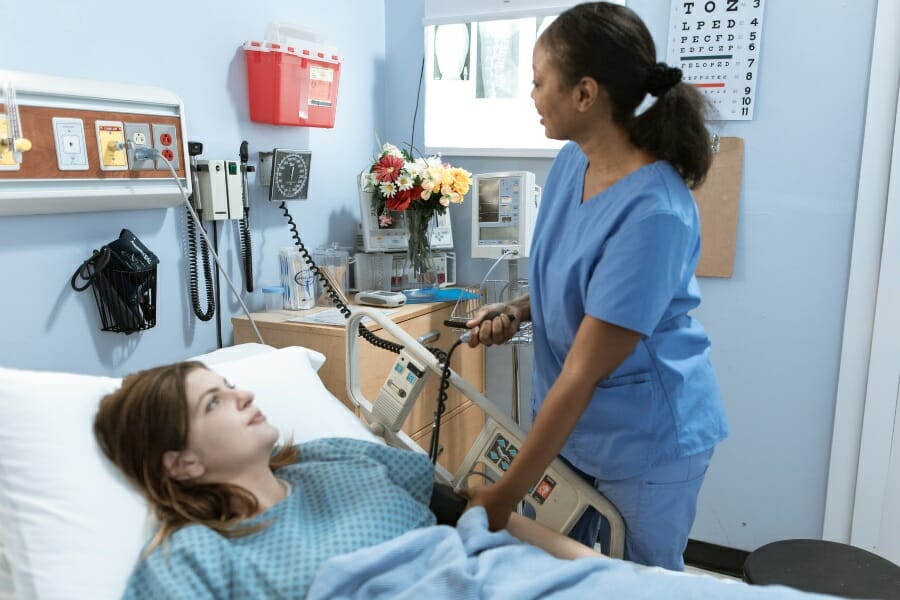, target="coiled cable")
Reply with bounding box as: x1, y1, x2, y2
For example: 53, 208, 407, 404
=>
186, 206, 216, 321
